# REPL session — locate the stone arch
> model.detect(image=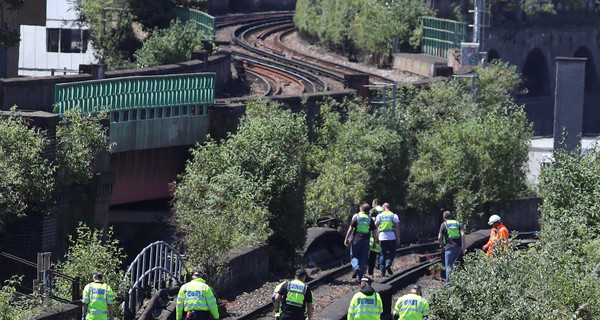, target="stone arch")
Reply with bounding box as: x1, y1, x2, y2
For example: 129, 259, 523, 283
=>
521, 48, 551, 97
487, 49, 501, 62
573, 46, 599, 94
